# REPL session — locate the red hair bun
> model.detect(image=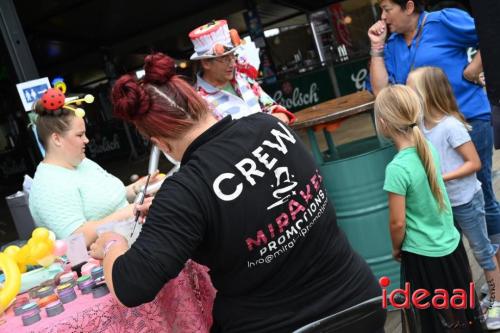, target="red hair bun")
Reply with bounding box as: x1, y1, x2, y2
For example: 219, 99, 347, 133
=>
143, 53, 176, 85
111, 75, 151, 121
